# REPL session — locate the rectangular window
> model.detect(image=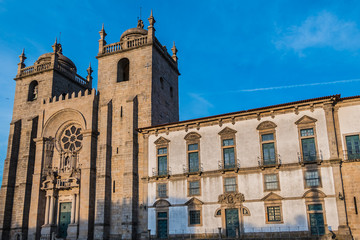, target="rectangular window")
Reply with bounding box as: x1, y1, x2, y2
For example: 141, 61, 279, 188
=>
305, 170, 320, 187
223, 139, 235, 168
158, 147, 167, 176
300, 128, 316, 162
157, 183, 167, 198
189, 181, 200, 196
224, 177, 237, 193
261, 133, 276, 165
188, 143, 199, 172
346, 135, 360, 160
189, 210, 201, 225
267, 206, 281, 222
264, 174, 279, 190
